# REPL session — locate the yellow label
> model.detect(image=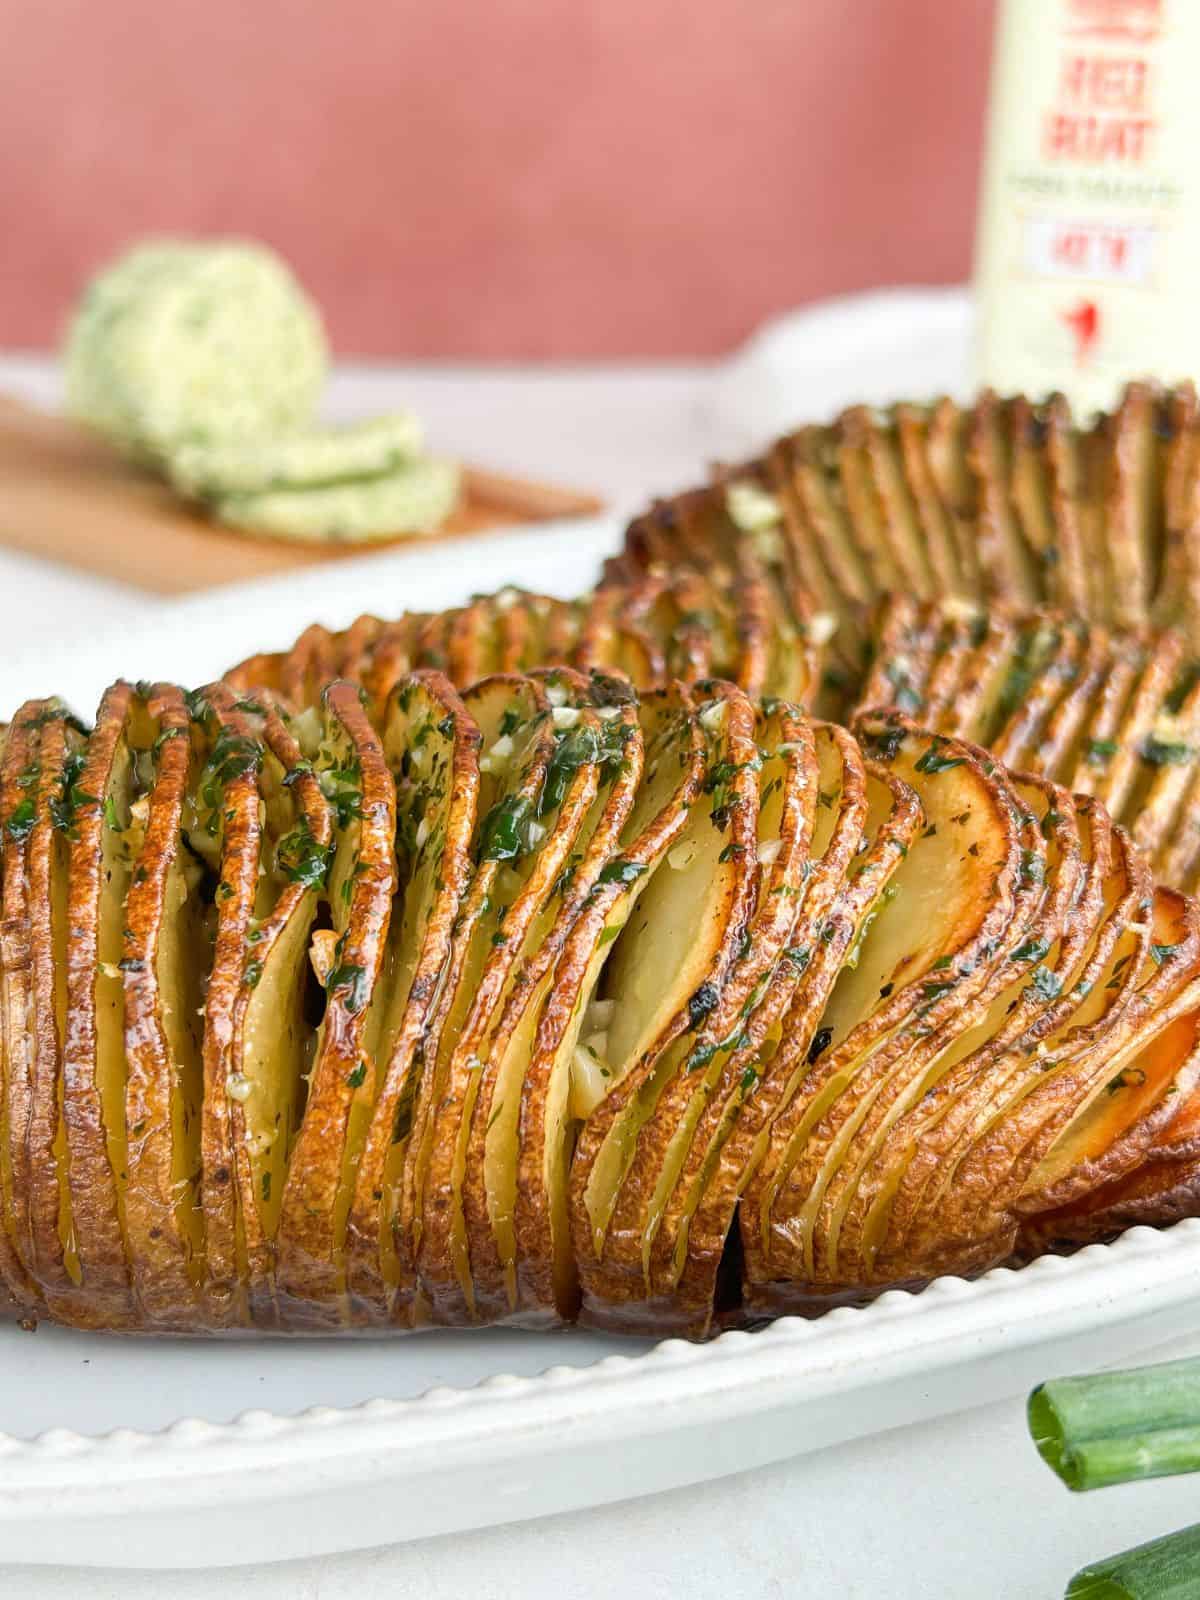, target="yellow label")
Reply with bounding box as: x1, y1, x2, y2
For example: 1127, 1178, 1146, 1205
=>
975, 0, 1200, 411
